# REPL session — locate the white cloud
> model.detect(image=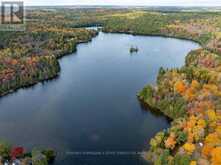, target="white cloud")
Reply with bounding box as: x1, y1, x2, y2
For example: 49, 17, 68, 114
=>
23, 0, 221, 6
